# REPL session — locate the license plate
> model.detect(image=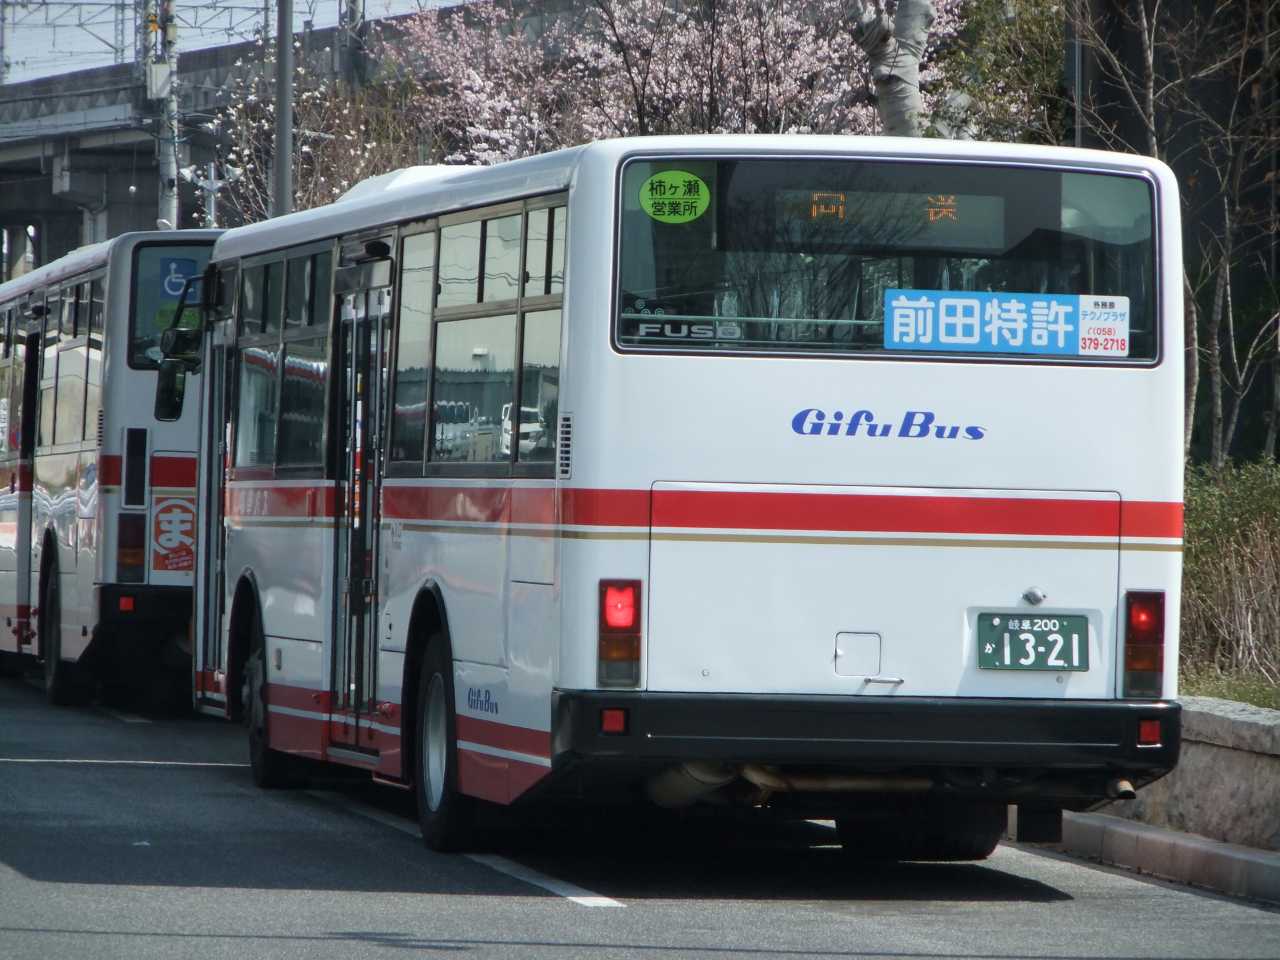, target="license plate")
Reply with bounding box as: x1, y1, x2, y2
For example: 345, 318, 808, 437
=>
977, 614, 1089, 671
